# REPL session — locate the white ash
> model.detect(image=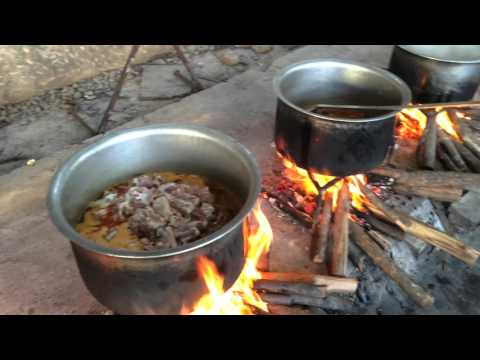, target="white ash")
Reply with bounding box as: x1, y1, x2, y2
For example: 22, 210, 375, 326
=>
90, 174, 223, 250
